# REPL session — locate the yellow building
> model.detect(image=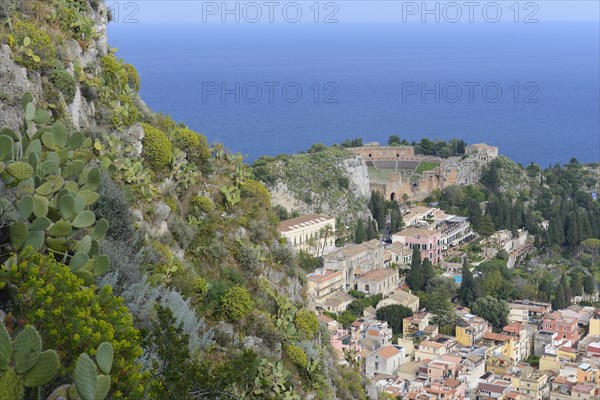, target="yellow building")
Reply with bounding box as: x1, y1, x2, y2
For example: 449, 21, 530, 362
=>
456, 314, 491, 347
484, 332, 515, 361
590, 309, 600, 336
510, 367, 549, 400
540, 355, 562, 373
